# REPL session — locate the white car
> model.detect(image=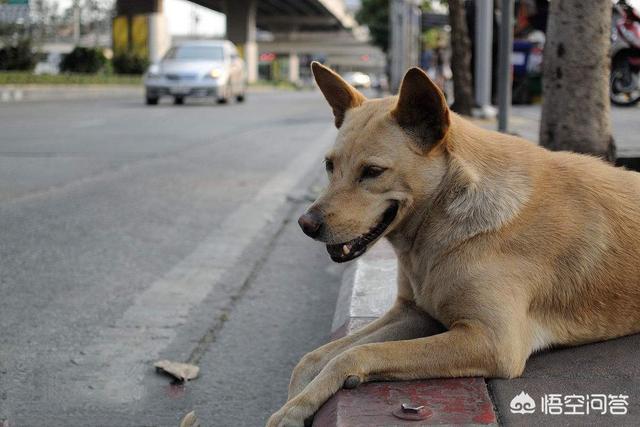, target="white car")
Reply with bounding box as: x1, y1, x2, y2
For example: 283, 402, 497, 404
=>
343, 71, 372, 89
144, 40, 246, 105
34, 52, 63, 75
